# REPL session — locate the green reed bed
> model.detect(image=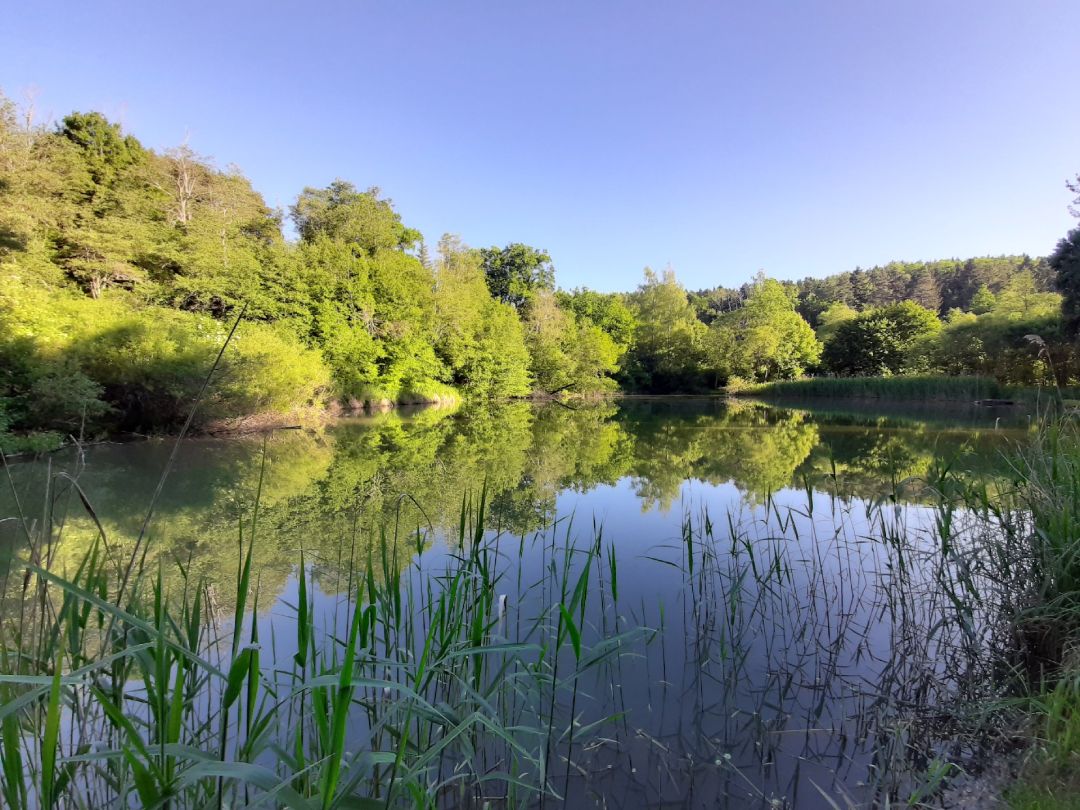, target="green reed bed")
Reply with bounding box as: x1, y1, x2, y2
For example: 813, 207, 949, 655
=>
2, 424, 1076, 808
742, 375, 1073, 404
991, 418, 1080, 808
0, 462, 650, 809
